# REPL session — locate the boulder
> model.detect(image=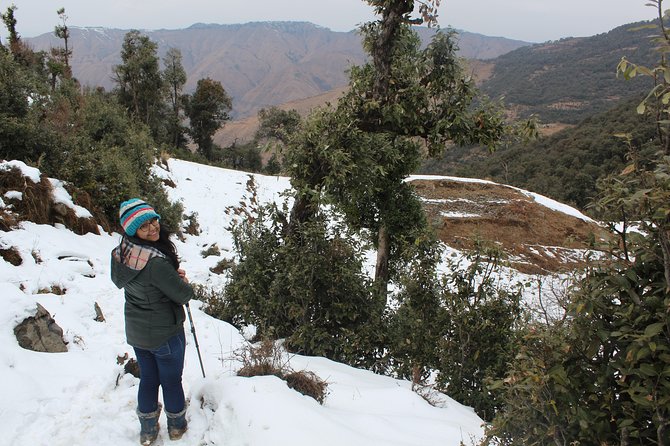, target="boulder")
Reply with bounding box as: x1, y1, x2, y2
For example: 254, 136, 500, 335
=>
14, 303, 68, 353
